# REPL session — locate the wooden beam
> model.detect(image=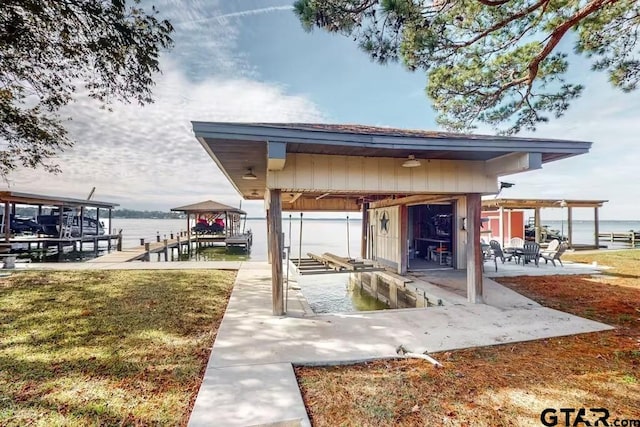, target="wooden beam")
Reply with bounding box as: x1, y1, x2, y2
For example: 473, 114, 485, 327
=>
269, 190, 284, 315
283, 197, 360, 212
361, 202, 369, 259
534, 207, 541, 243
399, 204, 408, 275
567, 207, 573, 248
3, 203, 9, 242
370, 194, 451, 209
288, 193, 303, 204
466, 193, 483, 304
594, 207, 600, 249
